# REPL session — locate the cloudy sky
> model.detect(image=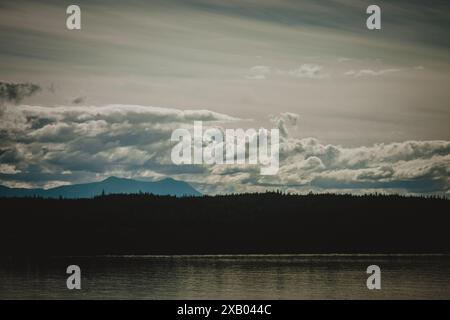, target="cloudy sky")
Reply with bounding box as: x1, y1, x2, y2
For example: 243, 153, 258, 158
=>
0, 0, 449, 195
